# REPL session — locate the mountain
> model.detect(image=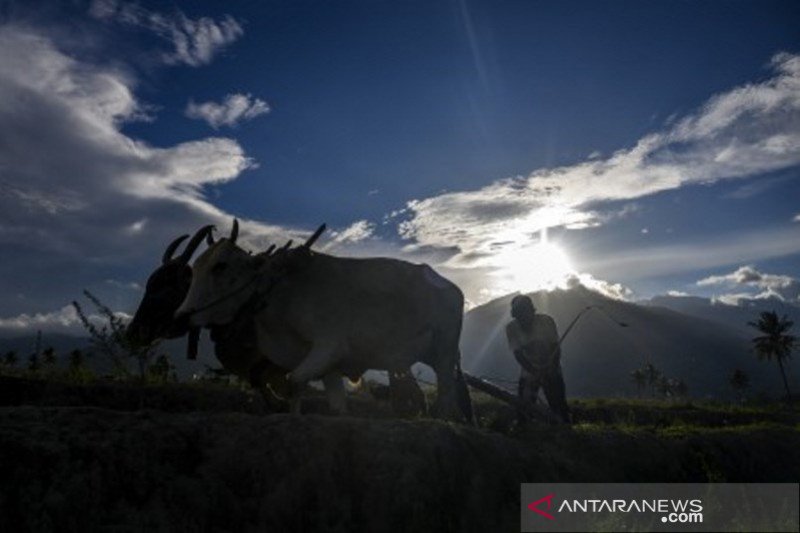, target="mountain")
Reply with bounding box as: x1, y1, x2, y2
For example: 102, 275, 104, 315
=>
0, 333, 90, 359
641, 294, 800, 334
460, 286, 798, 399
3, 288, 798, 399
0, 332, 220, 379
